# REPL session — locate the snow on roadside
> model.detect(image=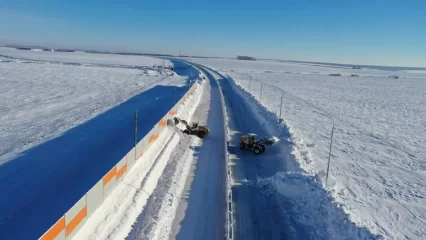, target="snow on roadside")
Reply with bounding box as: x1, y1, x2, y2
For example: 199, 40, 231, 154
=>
189, 58, 426, 239
128, 79, 206, 240
228, 71, 426, 240
257, 172, 379, 240
73, 78, 205, 240
219, 72, 379, 239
